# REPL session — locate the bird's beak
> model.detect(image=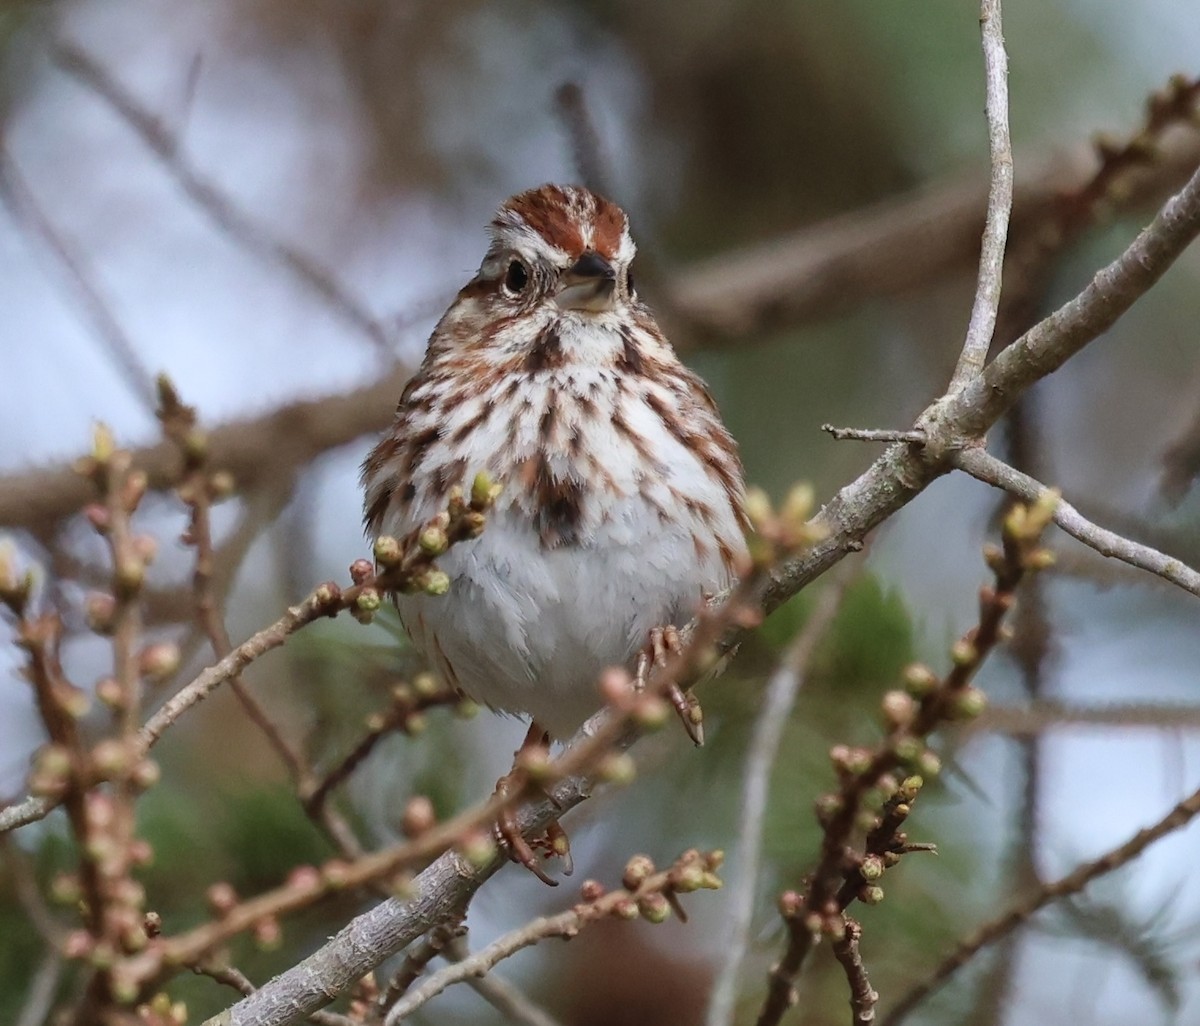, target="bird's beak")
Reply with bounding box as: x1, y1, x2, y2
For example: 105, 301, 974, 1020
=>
555, 250, 617, 312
